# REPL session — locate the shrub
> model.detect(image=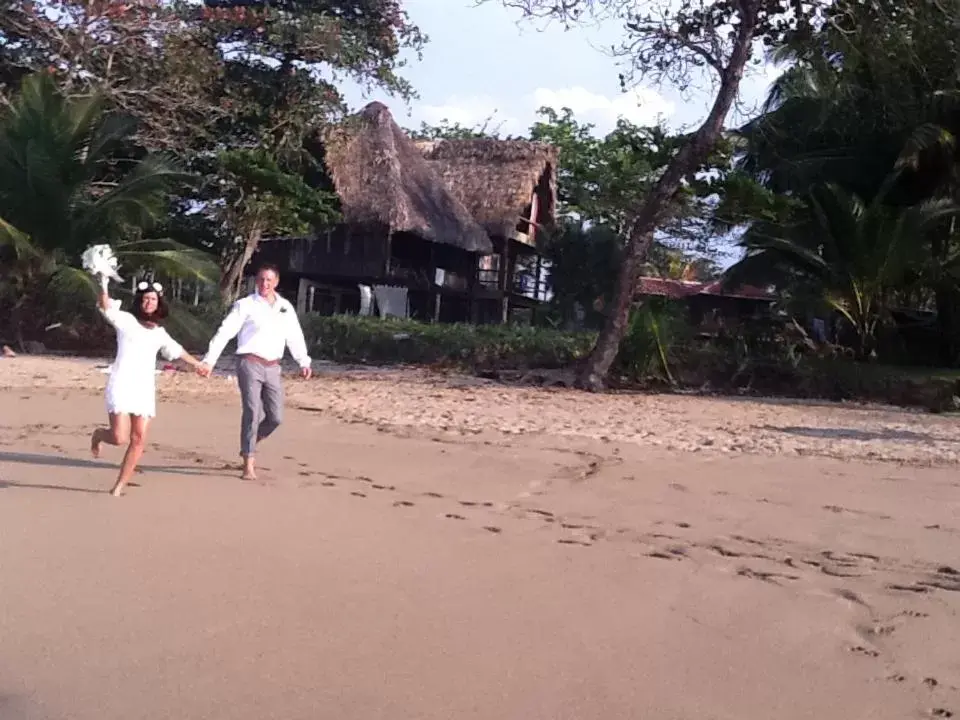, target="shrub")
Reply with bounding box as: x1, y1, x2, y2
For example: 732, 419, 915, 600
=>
615, 299, 693, 384
301, 314, 596, 369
